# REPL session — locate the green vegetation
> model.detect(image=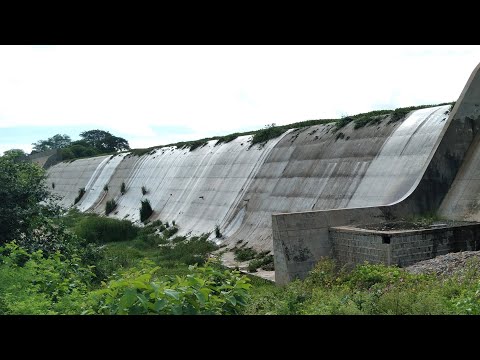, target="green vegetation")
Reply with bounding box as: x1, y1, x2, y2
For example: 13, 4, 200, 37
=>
248, 253, 274, 272
141, 186, 148, 195
32, 130, 130, 161
90, 259, 250, 315
335, 102, 454, 131
72, 214, 138, 244
120, 182, 126, 195
105, 199, 117, 215
52, 182, 55, 189
215, 133, 240, 145
74, 187, 86, 205
215, 225, 222, 238
243, 257, 480, 315
103, 184, 109, 192
250, 123, 285, 146
234, 247, 257, 262
140, 199, 153, 223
